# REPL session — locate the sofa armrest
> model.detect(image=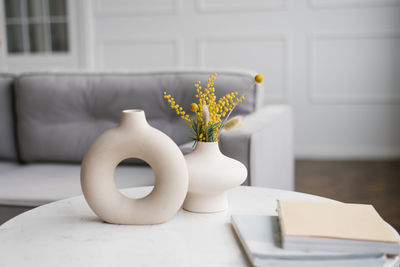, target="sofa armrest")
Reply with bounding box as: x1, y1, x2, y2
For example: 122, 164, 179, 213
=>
219, 105, 294, 190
